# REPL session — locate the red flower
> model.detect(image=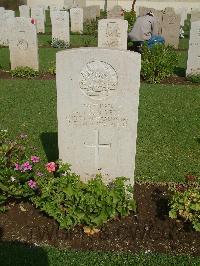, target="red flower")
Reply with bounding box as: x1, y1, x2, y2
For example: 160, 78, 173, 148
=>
185, 175, 197, 182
